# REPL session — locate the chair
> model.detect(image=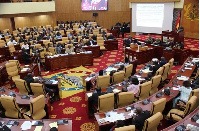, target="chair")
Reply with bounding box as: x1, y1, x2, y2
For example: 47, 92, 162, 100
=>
115, 125, 135, 131
166, 96, 197, 122
0, 42, 6, 48
5, 62, 20, 82
9, 60, 21, 71
62, 37, 68, 41
1, 95, 26, 118
155, 66, 164, 76
30, 83, 46, 96
117, 92, 134, 108
23, 95, 46, 120
43, 40, 50, 45
8, 44, 16, 56
34, 44, 42, 49
96, 75, 110, 89
97, 39, 106, 50
15, 79, 30, 95
150, 75, 161, 95
98, 93, 114, 112
65, 44, 74, 50
124, 64, 133, 80
59, 30, 65, 36
150, 98, 166, 115
168, 58, 174, 75
97, 37, 103, 40
142, 112, 163, 131
137, 81, 152, 101
188, 88, 199, 109
161, 63, 170, 81
112, 71, 125, 85
49, 47, 57, 55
